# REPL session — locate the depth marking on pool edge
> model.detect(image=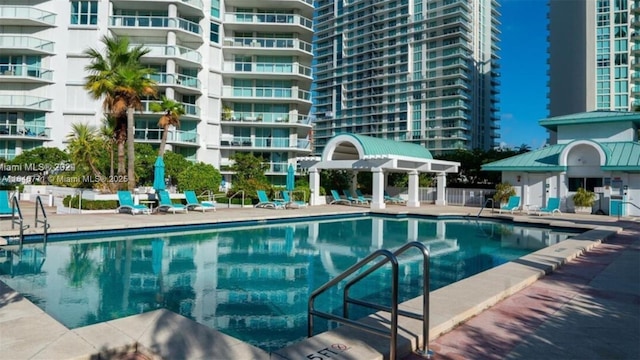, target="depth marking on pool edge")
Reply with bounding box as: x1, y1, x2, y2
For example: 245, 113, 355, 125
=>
306, 343, 351, 359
